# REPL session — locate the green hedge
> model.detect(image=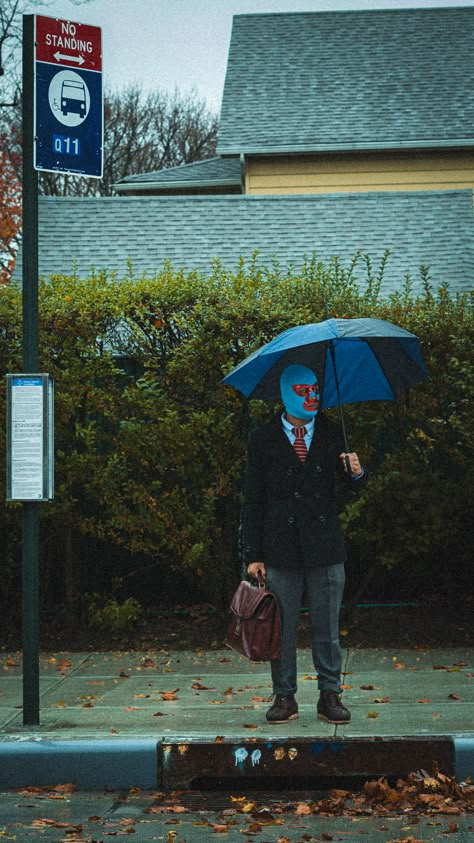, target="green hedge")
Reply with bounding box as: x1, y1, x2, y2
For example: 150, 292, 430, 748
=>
1, 254, 472, 622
